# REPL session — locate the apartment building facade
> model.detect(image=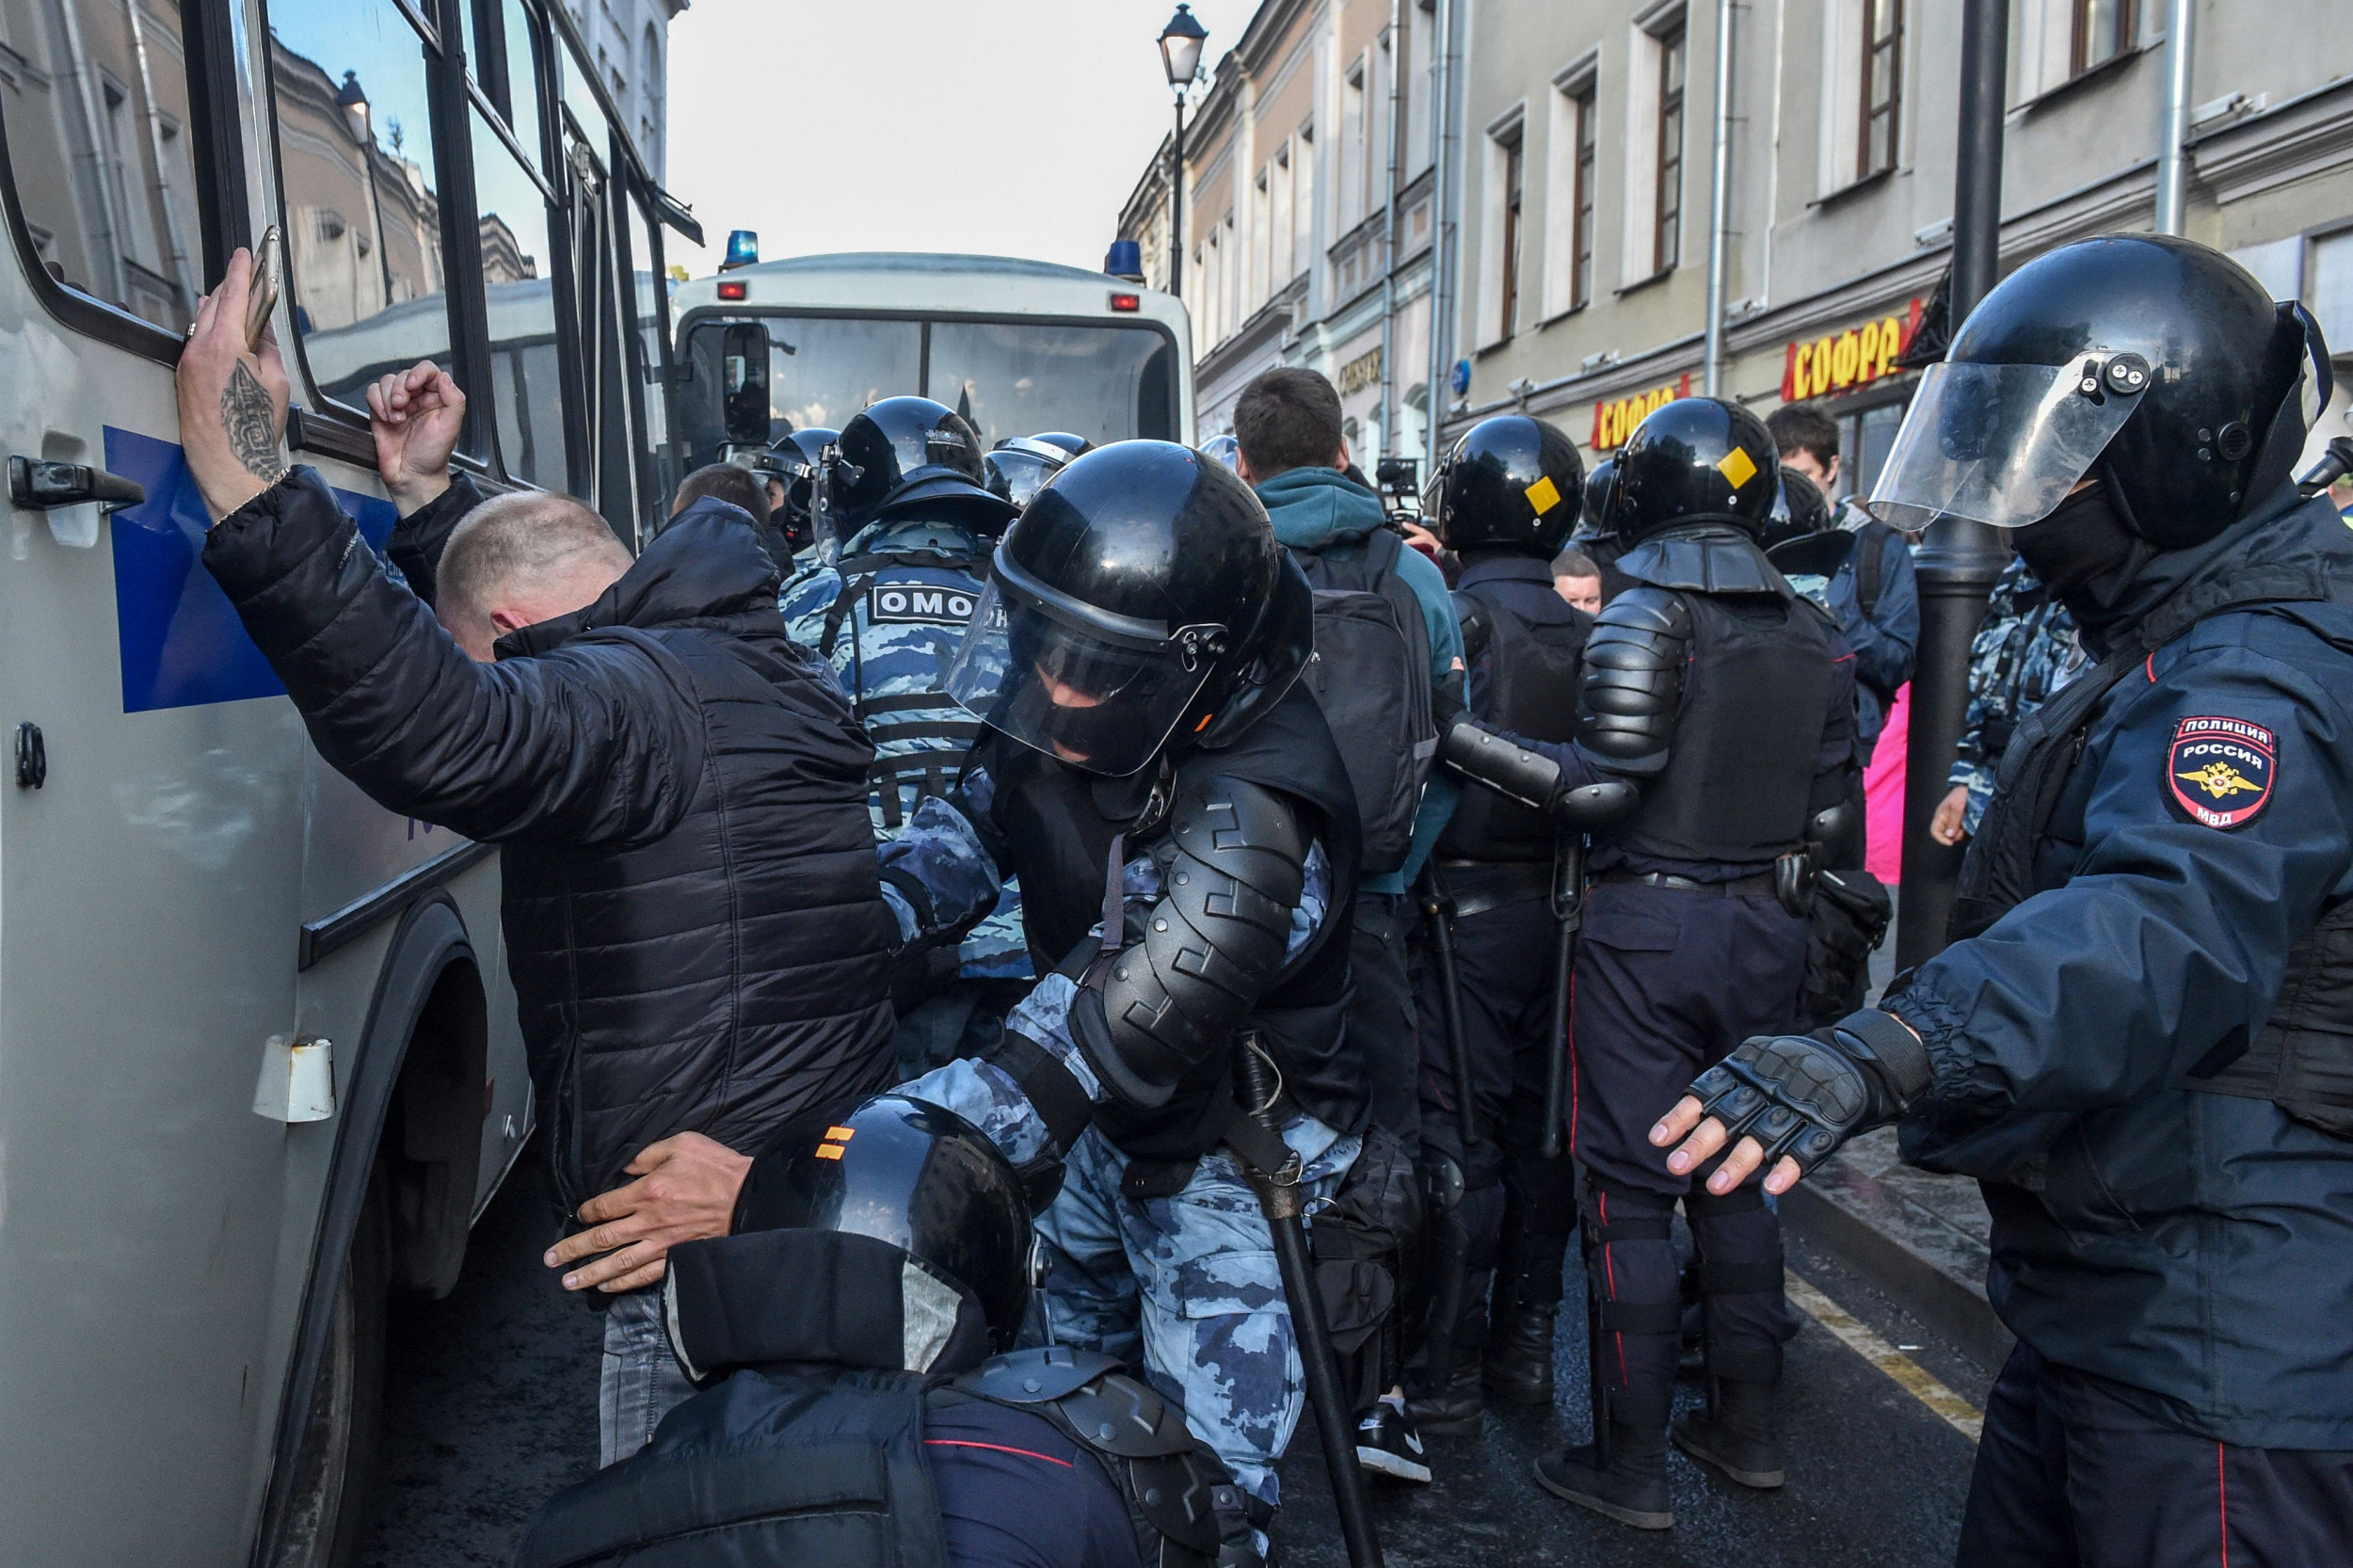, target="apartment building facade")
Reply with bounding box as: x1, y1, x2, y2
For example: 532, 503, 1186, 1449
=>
1122, 0, 2353, 498
1119, 0, 1449, 468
